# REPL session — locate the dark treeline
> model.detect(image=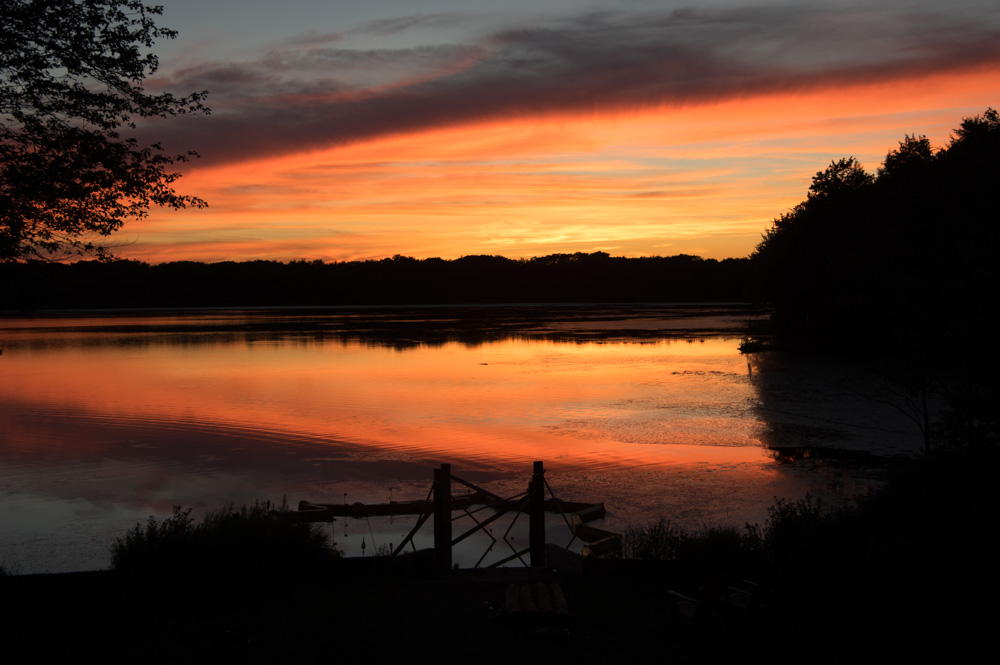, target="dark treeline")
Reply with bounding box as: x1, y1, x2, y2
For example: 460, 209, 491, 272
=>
752, 108, 999, 353
0, 252, 750, 310
751, 108, 1000, 447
